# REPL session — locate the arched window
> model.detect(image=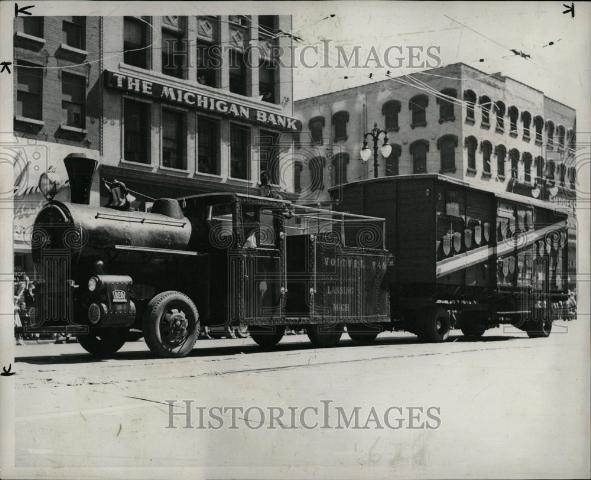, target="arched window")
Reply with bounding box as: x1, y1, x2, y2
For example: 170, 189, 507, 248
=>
382, 100, 401, 132
522, 152, 532, 183
568, 166, 576, 189
331, 152, 349, 186
464, 90, 476, 124
308, 116, 325, 145
294, 161, 303, 193
557, 163, 566, 186
508, 106, 519, 136
567, 128, 575, 154
495, 144, 507, 178
481, 140, 493, 176
509, 148, 520, 179
533, 116, 544, 145
332, 111, 349, 142
437, 88, 456, 123
557, 125, 566, 151
437, 134, 458, 173
494, 101, 505, 132
308, 156, 325, 191
409, 94, 428, 128
545, 159, 556, 182
546, 120, 555, 150
479, 95, 491, 128
410, 139, 429, 173
385, 143, 402, 176
535, 156, 545, 183
465, 135, 478, 172
521, 111, 531, 141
